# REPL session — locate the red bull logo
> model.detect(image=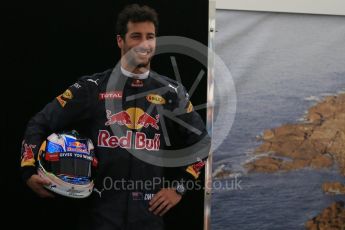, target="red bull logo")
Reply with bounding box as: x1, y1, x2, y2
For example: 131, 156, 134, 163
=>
98, 130, 160, 151
66, 147, 88, 153
70, 141, 86, 148
105, 110, 132, 126
131, 79, 143, 87
21, 143, 36, 167
105, 108, 160, 130
98, 130, 132, 149
66, 141, 87, 153
137, 113, 159, 130
135, 132, 160, 150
